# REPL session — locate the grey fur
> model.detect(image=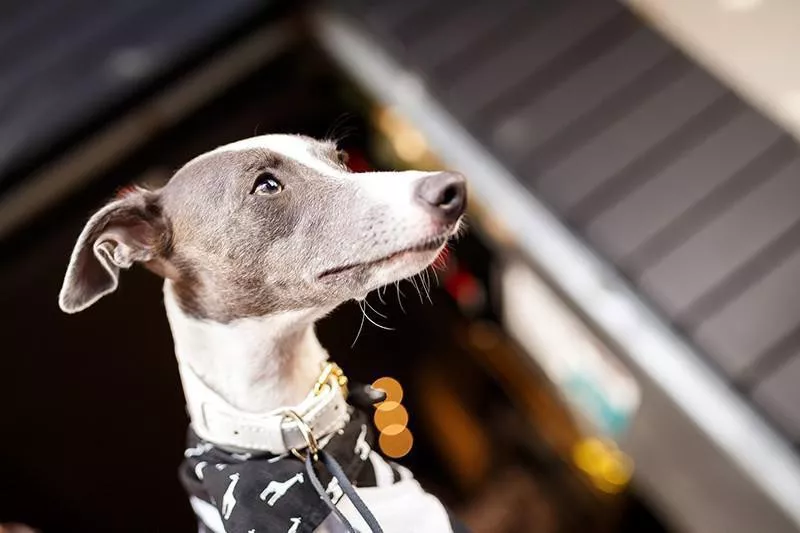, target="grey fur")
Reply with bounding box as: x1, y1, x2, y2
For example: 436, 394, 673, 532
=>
59, 135, 466, 323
